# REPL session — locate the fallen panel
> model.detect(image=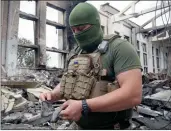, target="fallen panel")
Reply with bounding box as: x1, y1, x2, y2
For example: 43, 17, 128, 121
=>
145, 90, 171, 102
26, 85, 52, 98
136, 106, 162, 117
132, 116, 171, 129
142, 98, 171, 110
